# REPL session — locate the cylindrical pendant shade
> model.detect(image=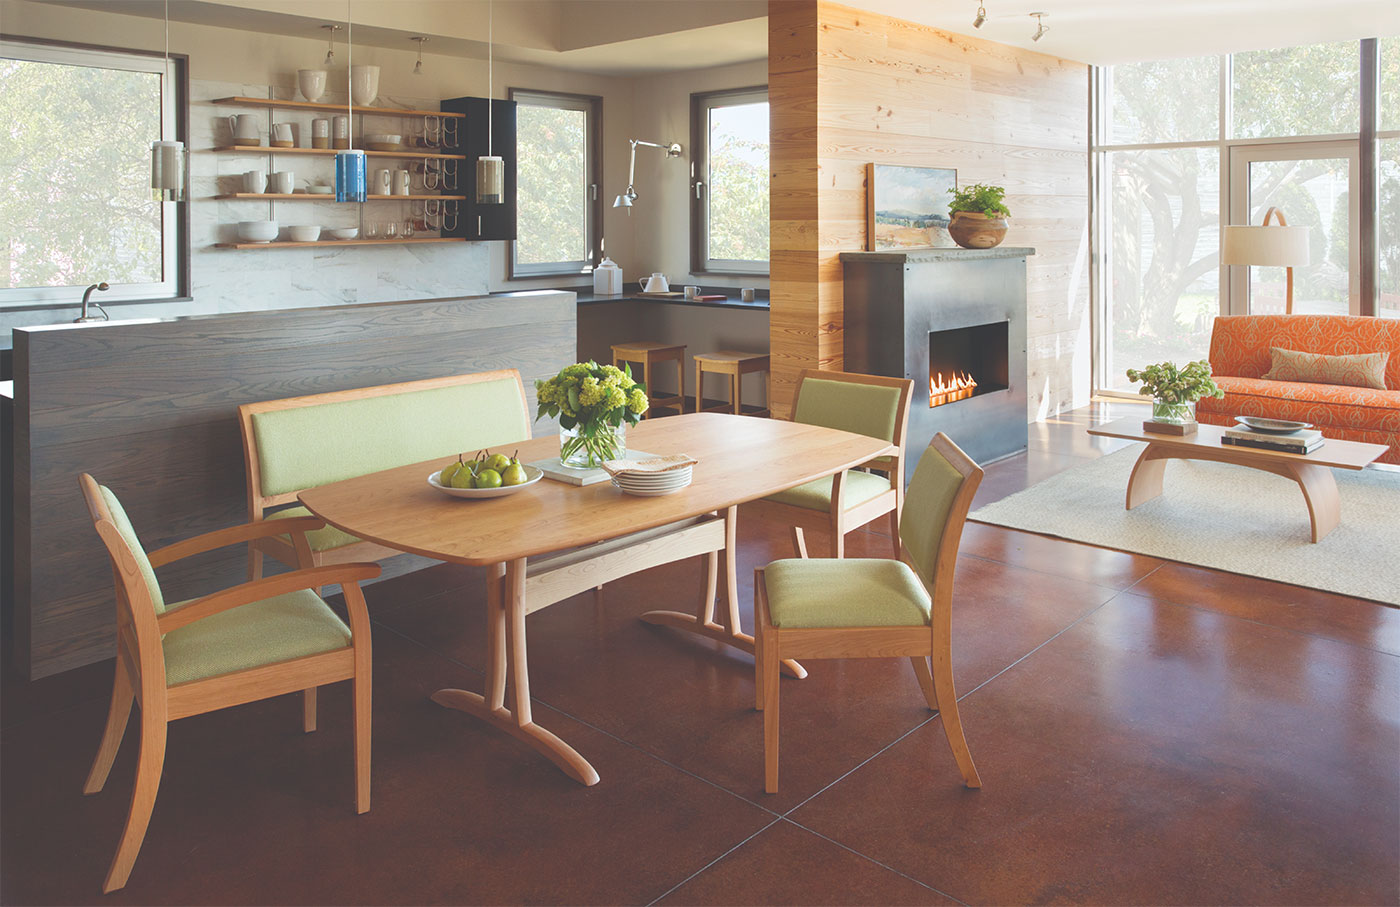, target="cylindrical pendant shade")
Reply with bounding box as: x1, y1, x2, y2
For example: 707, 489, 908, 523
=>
1221, 225, 1310, 267
335, 150, 367, 203
150, 140, 185, 201
476, 155, 504, 205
